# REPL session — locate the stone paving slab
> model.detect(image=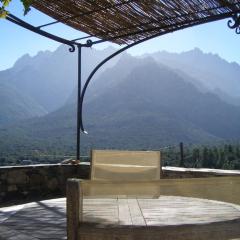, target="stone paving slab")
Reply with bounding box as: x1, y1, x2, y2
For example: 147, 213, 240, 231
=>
0, 198, 66, 240
1, 196, 240, 240
0, 225, 39, 240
